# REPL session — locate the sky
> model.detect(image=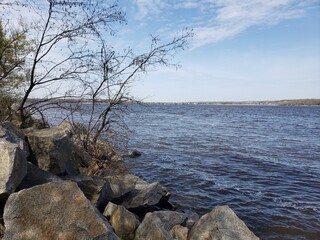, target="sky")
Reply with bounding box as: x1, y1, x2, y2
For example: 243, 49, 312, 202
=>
114, 0, 320, 102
